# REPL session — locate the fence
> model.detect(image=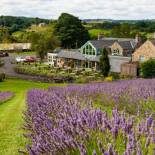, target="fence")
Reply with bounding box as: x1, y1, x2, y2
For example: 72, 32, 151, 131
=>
121, 62, 139, 77
109, 56, 131, 73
